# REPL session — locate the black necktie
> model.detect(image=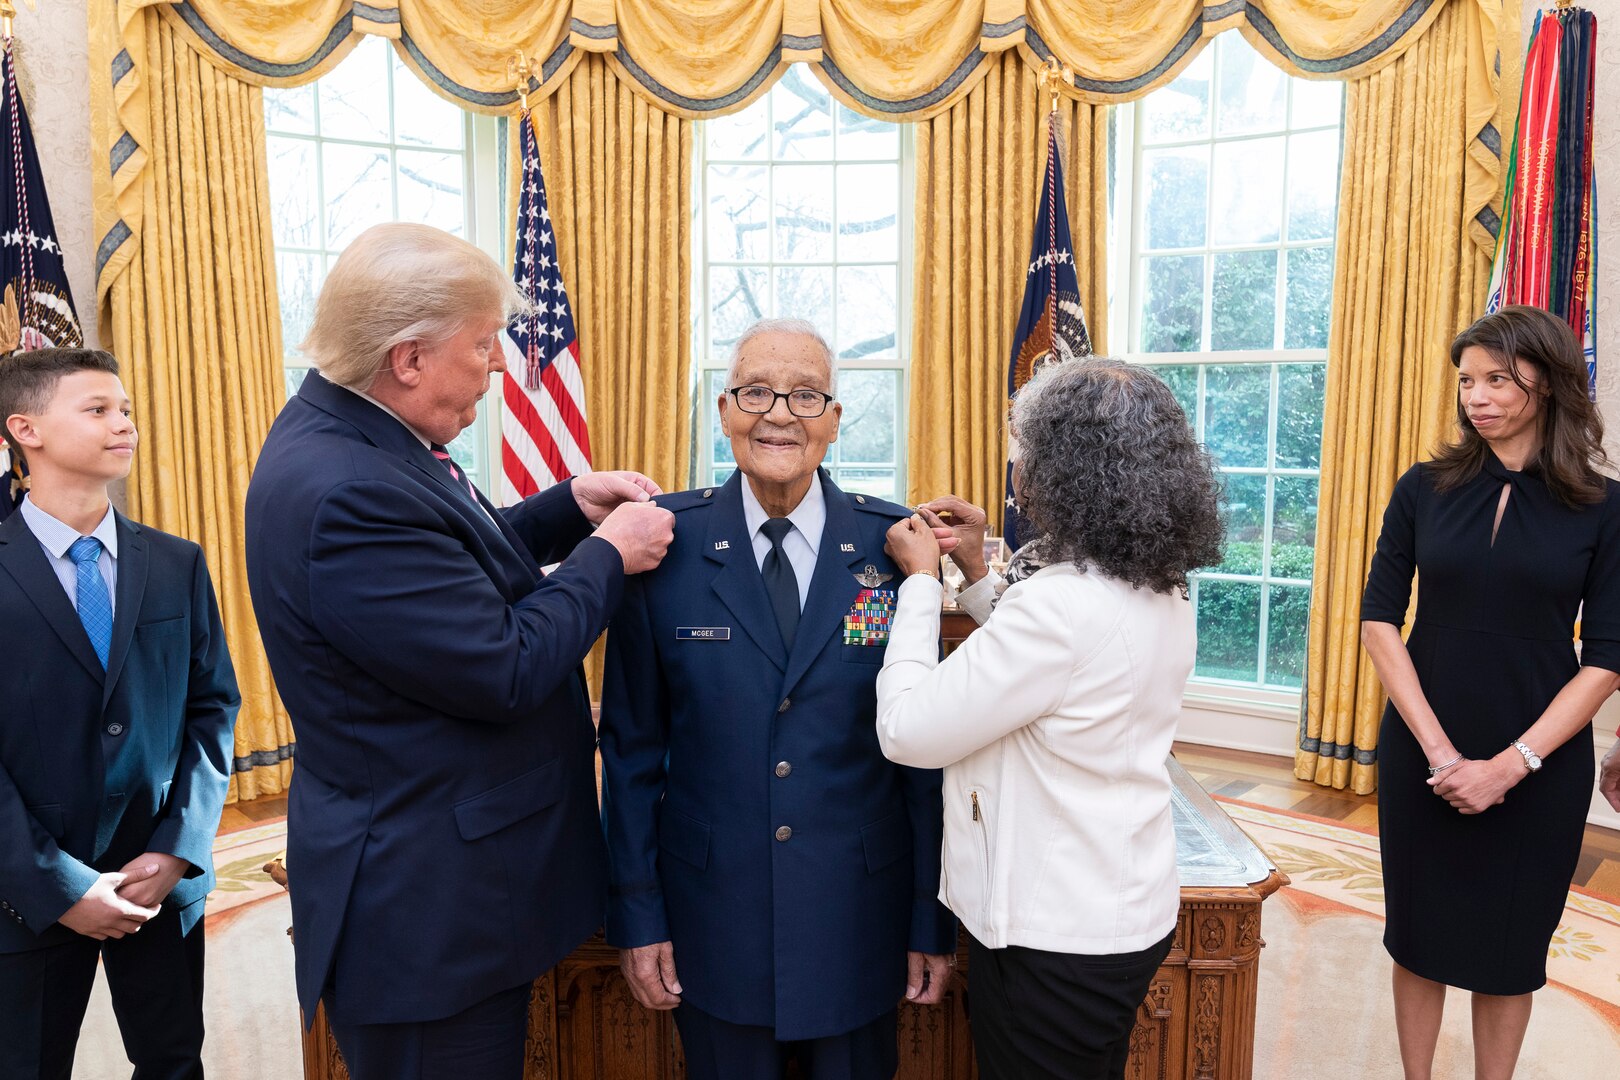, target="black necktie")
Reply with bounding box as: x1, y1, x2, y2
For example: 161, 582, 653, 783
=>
760, 518, 799, 652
